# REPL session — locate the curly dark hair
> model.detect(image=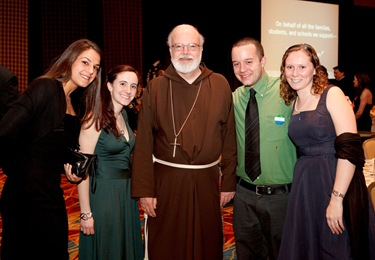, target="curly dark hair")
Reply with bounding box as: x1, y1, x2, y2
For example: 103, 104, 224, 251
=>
280, 43, 329, 105
354, 70, 371, 91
